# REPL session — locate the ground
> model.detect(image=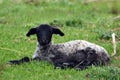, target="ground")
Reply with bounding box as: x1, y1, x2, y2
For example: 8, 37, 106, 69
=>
0, 0, 120, 80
